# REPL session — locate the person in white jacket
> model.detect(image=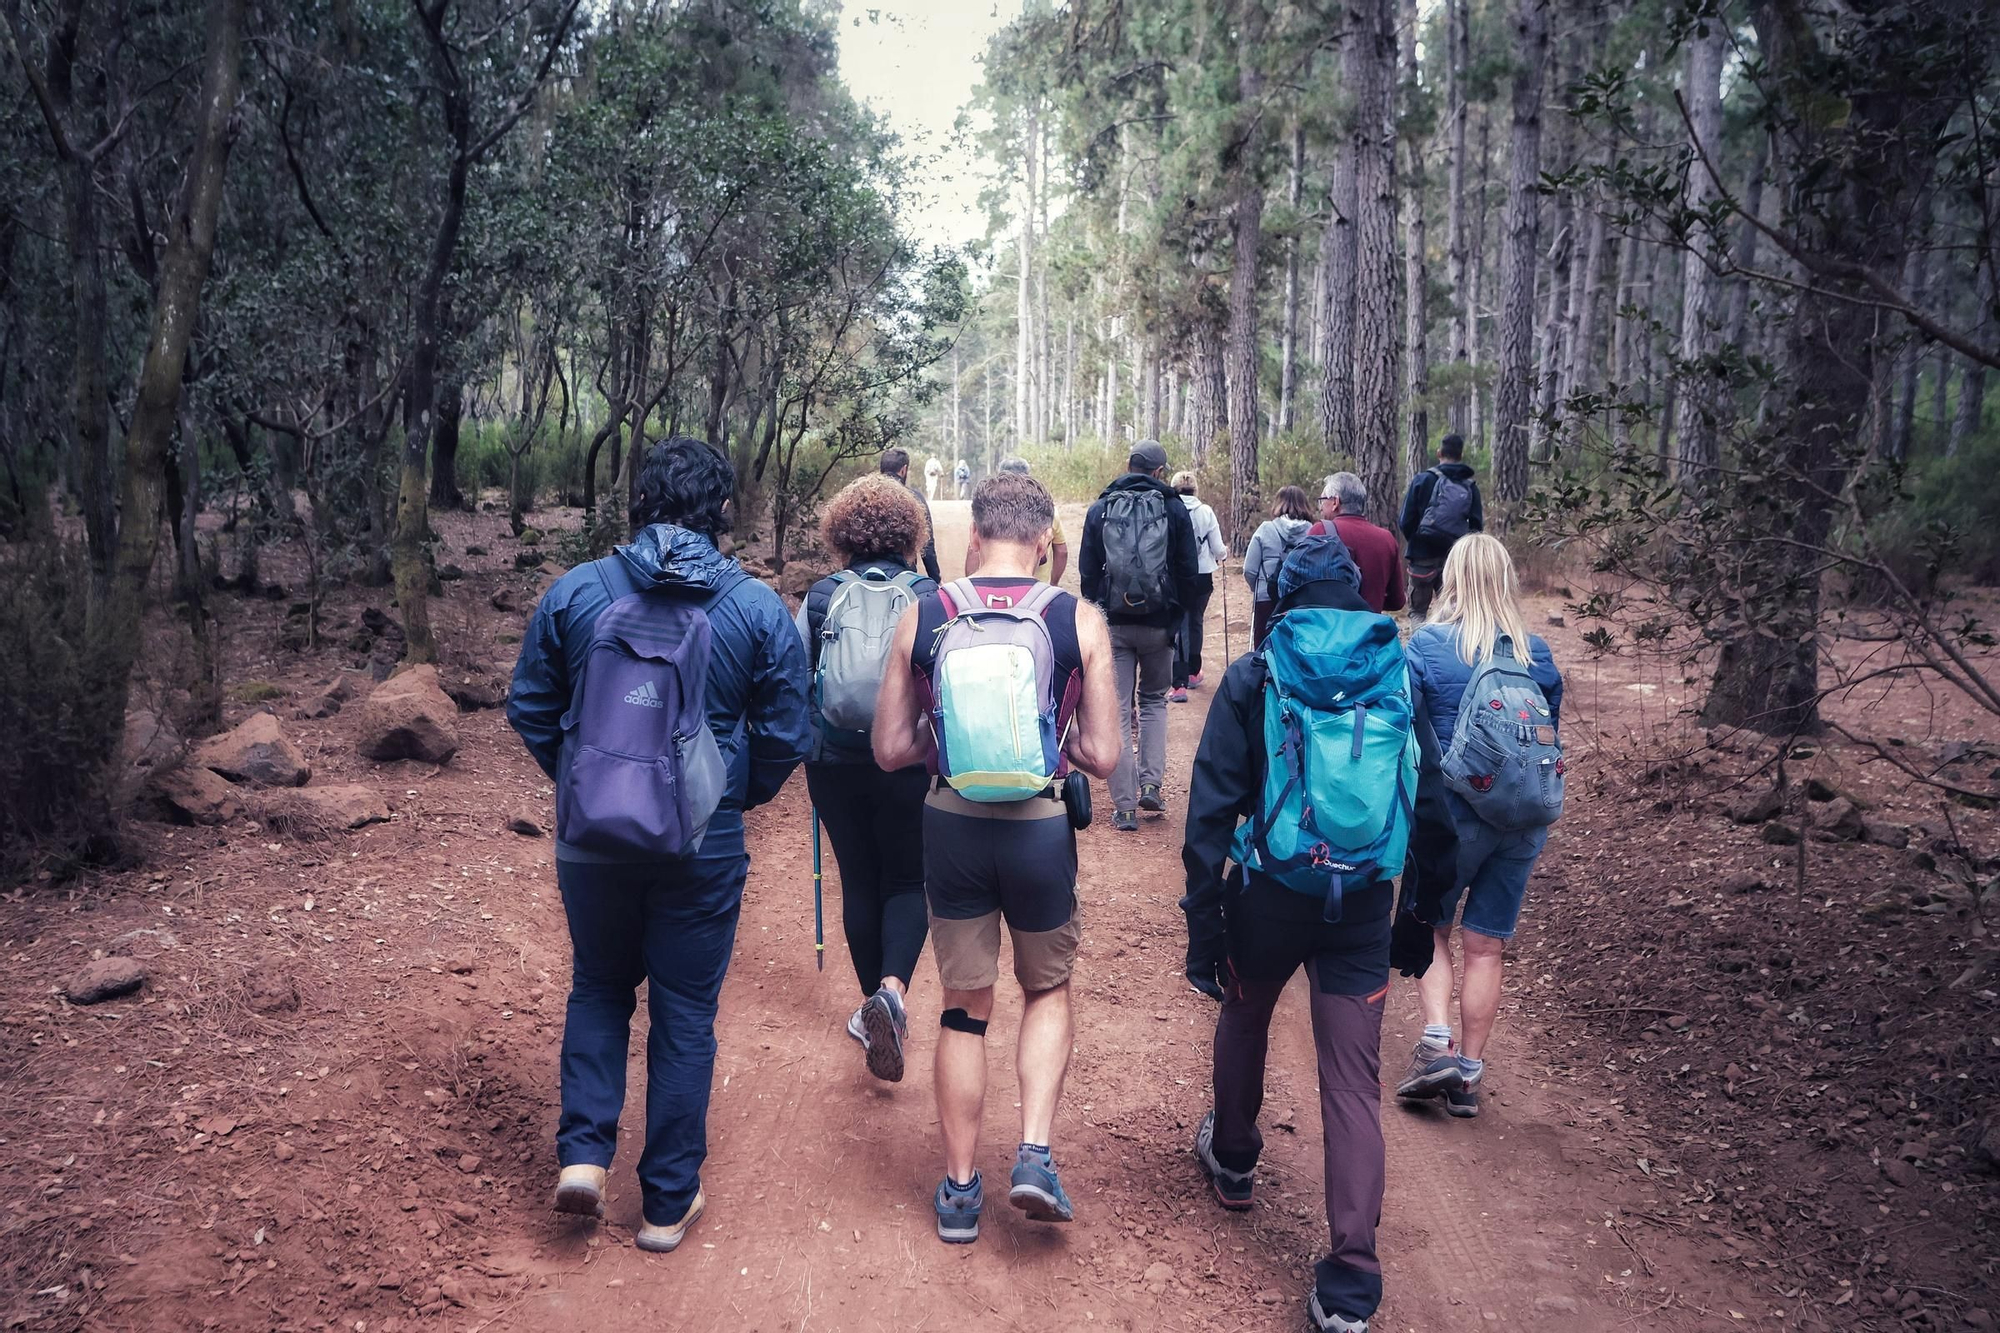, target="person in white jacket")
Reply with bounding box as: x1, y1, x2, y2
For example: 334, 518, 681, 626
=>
1241, 486, 1316, 648
924, 455, 943, 501
1170, 472, 1228, 700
